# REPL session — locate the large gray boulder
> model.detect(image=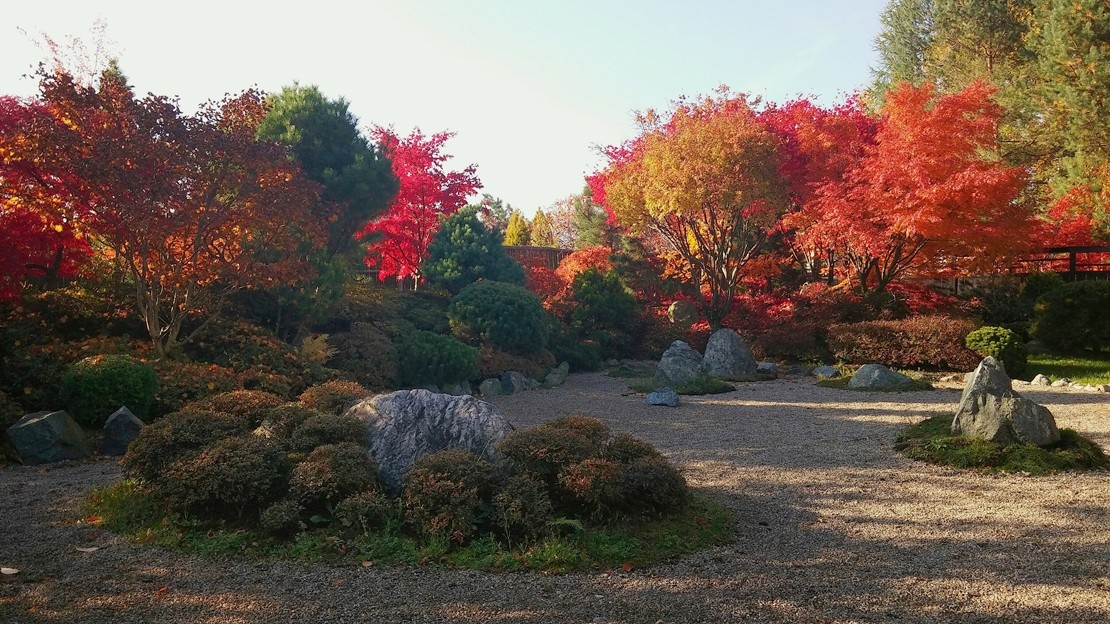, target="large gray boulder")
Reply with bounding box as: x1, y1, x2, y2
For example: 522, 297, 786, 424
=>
702, 329, 757, 379
848, 364, 915, 389
655, 340, 704, 386
98, 407, 146, 456
952, 357, 1060, 446
345, 389, 514, 494
7, 410, 92, 465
